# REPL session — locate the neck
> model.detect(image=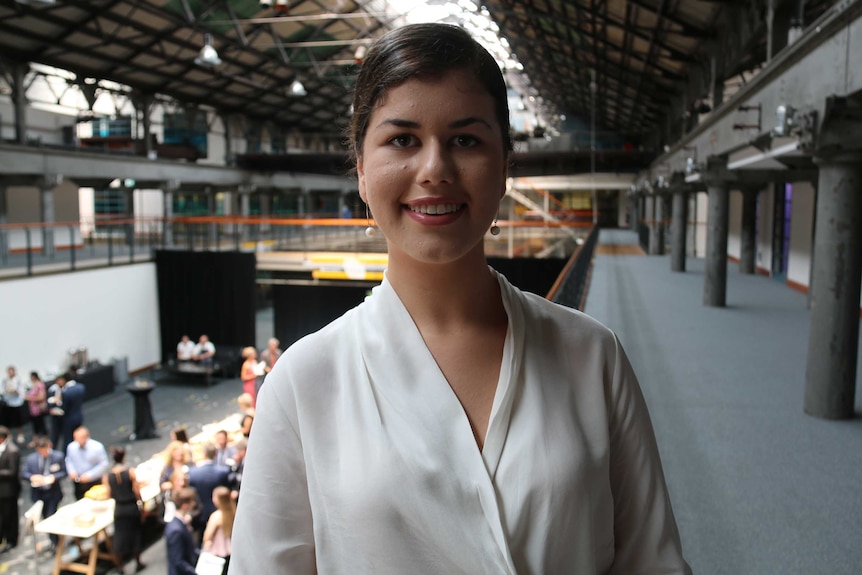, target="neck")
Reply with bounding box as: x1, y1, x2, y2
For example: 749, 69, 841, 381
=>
386, 247, 505, 332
